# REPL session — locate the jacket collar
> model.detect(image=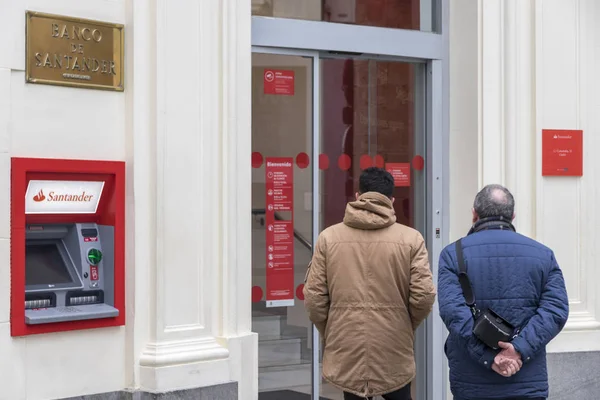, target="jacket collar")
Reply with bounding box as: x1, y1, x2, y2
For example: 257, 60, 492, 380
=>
468, 216, 516, 235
